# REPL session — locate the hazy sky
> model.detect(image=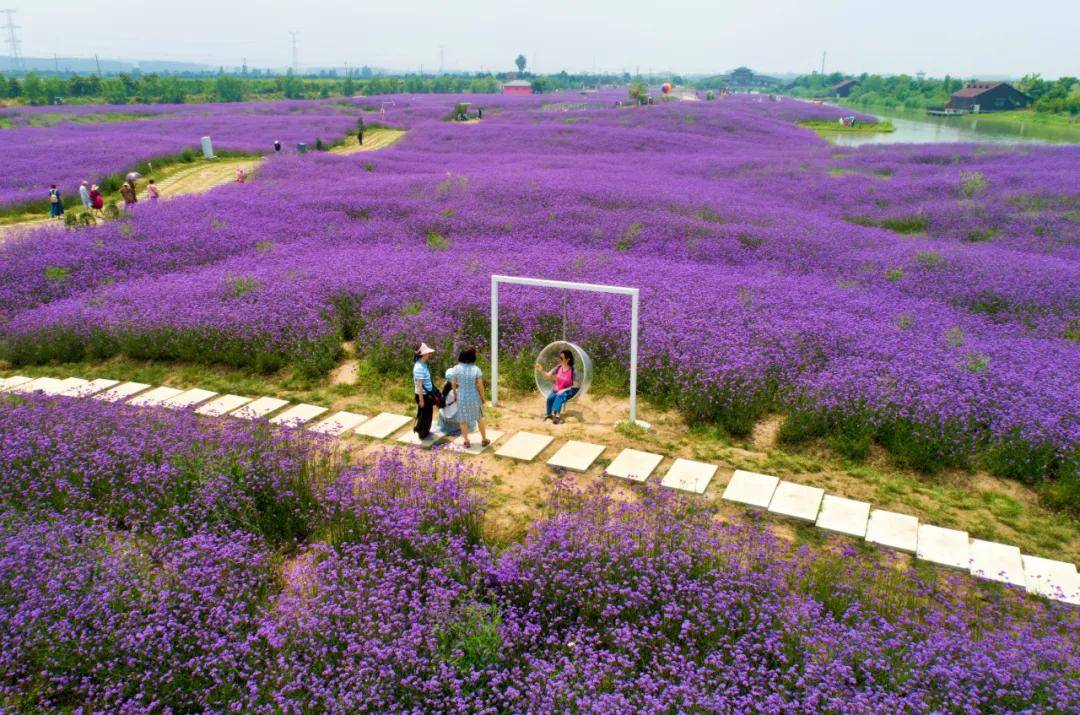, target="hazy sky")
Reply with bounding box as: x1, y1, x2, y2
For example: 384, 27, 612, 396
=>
13, 0, 1080, 77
